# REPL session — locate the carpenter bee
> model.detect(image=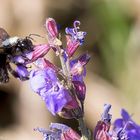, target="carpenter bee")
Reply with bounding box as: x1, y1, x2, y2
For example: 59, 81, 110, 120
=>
0, 27, 34, 83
